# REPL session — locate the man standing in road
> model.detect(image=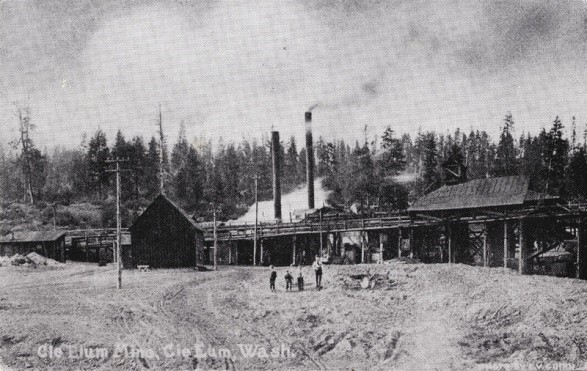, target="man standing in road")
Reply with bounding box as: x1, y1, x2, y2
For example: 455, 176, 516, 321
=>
312, 256, 323, 290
